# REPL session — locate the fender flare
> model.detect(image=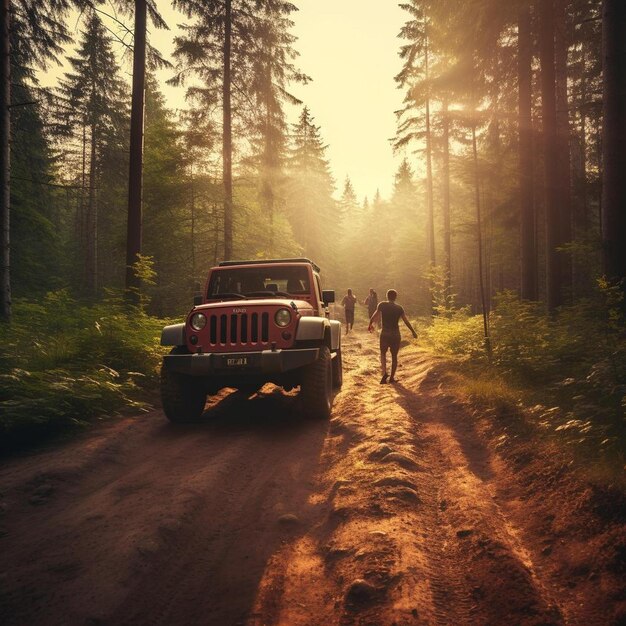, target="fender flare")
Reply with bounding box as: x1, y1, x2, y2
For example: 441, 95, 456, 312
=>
295, 316, 327, 342
295, 317, 341, 352
161, 323, 185, 346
